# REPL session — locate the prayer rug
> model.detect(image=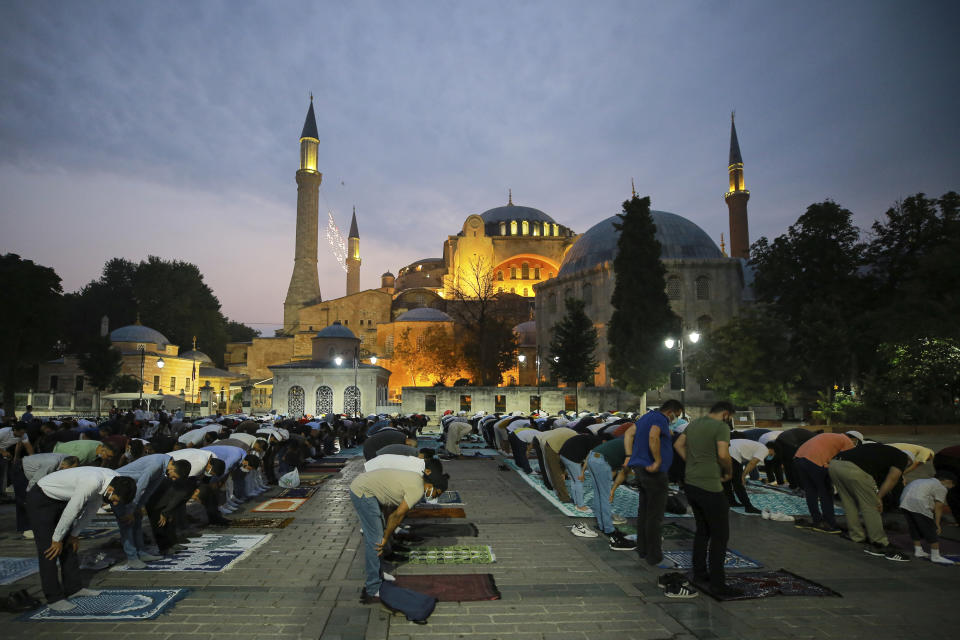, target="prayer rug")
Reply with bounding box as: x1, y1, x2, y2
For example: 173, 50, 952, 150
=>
302, 465, 344, 473
316, 457, 349, 464
79, 549, 125, 570
617, 523, 695, 541
737, 483, 844, 516
407, 522, 479, 538
659, 549, 762, 570
252, 498, 308, 513
18, 588, 189, 621
299, 476, 332, 486
395, 573, 500, 601
503, 459, 642, 518
111, 533, 271, 572
402, 545, 496, 564
416, 490, 464, 507
227, 517, 295, 529
277, 486, 319, 499
335, 445, 364, 457
889, 533, 960, 556
77, 515, 120, 539
458, 450, 498, 458
406, 507, 466, 519
0, 557, 39, 585
696, 569, 842, 601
